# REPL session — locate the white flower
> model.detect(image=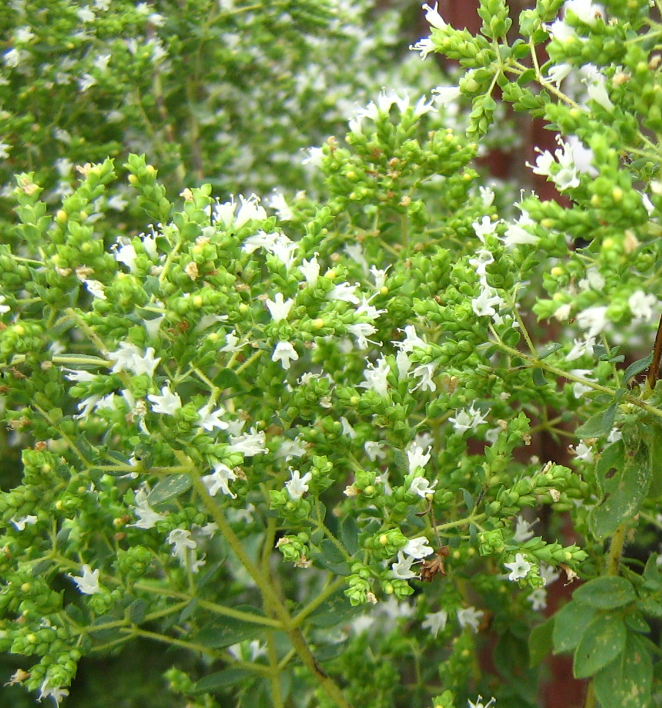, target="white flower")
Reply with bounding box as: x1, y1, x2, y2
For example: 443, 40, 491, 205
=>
468, 696, 496, 708
360, 356, 390, 397
423, 2, 447, 29
410, 37, 436, 59
504, 553, 533, 581
38, 681, 70, 706
365, 441, 387, 461
108, 342, 160, 377
269, 234, 298, 270
235, 194, 267, 227
570, 441, 594, 463
131, 489, 165, 529
348, 322, 378, 349
432, 85, 461, 105
11, 515, 38, 530
77, 73, 97, 92
168, 528, 203, 572
472, 216, 498, 243
582, 64, 613, 111
411, 363, 437, 392
607, 427, 622, 443
328, 282, 360, 304
470, 248, 495, 277
457, 606, 484, 632
197, 404, 229, 431
472, 287, 504, 317
272, 341, 299, 370
391, 551, 419, 580
629, 290, 658, 321
576, 305, 608, 337
396, 325, 426, 353
341, 417, 357, 438
274, 438, 306, 460
242, 230, 279, 254
220, 331, 244, 353
502, 213, 539, 248
70, 564, 102, 594
540, 563, 561, 586
407, 443, 431, 473
513, 516, 537, 543
449, 404, 489, 433
112, 239, 138, 272
565, 0, 605, 26
299, 254, 320, 286
147, 385, 182, 415
408, 476, 438, 497
370, 265, 389, 290
267, 191, 294, 220
566, 335, 595, 361
84, 279, 106, 299
202, 462, 237, 499
546, 62, 573, 87
396, 350, 411, 379
403, 536, 434, 559
571, 368, 597, 398
15, 27, 35, 44
77, 6, 96, 22
528, 588, 548, 611
545, 19, 576, 42
228, 428, 267, 456
285, 470, 312, 501
266, 293, 294, 322
422, 610, 448, 637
